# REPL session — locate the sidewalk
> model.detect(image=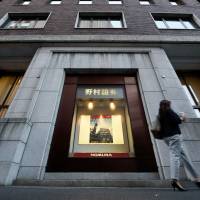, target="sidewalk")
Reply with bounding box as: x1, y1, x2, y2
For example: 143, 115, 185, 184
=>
0, 186, 200, 200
